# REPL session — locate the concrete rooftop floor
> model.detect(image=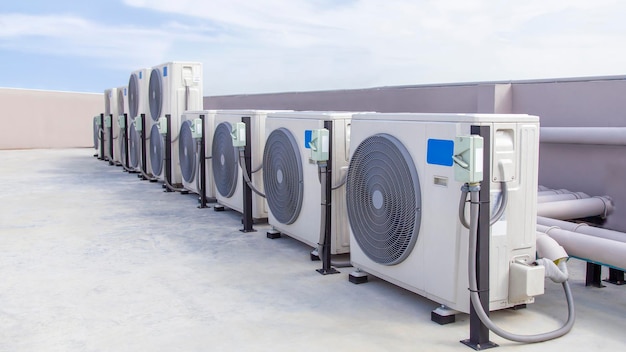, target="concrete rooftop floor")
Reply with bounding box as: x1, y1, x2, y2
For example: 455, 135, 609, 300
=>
0, 148, 625, 351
